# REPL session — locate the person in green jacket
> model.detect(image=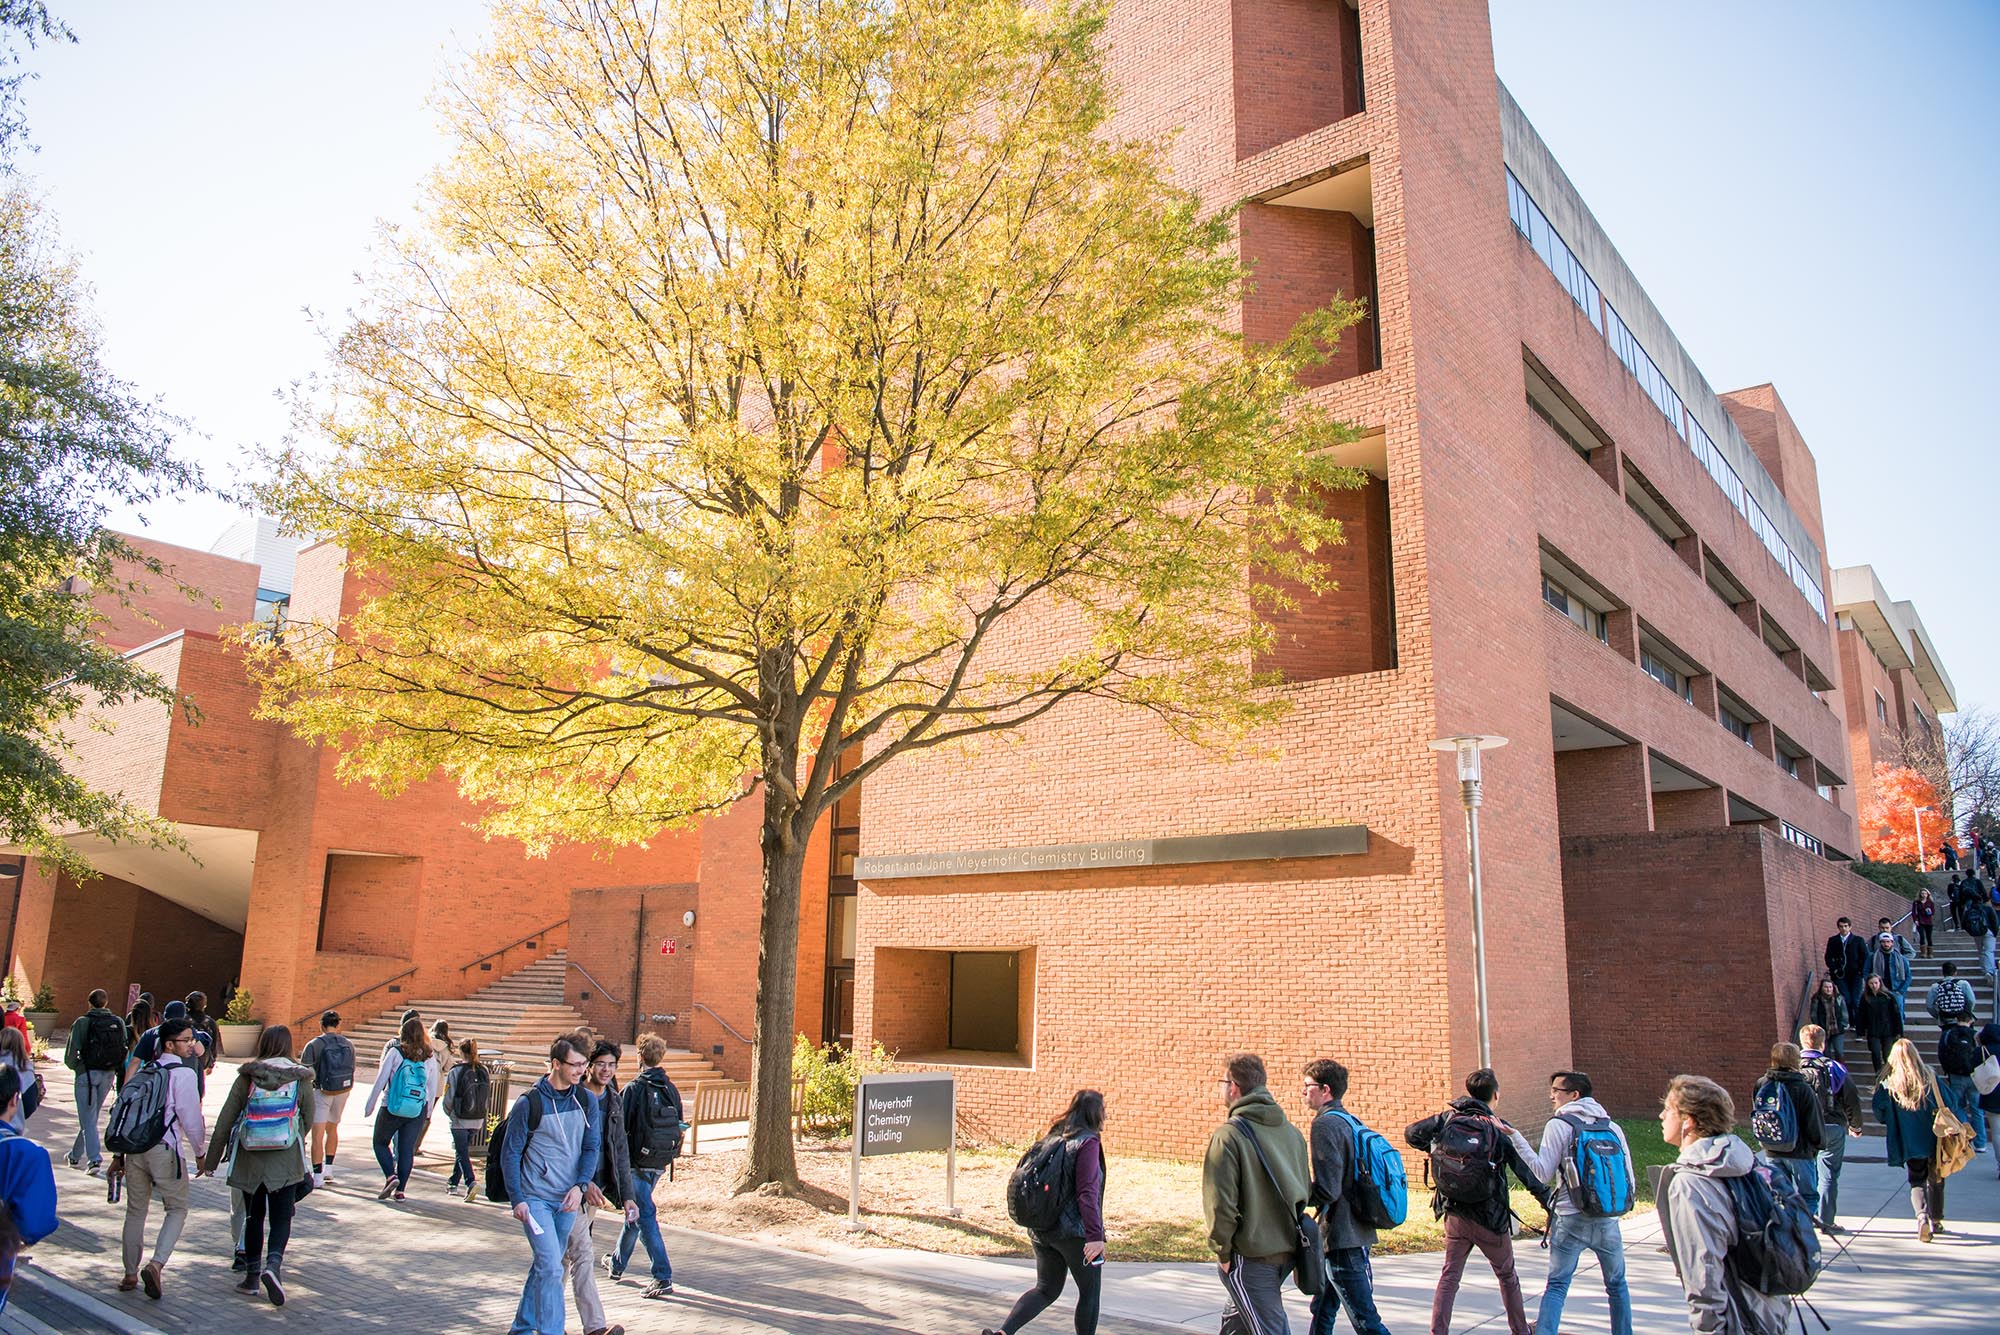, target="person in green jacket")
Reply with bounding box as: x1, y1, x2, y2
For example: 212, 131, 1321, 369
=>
1871, 1037, 1948, 1242
202, 1026, 316, 1305
1203, 1052, 1310, 1335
